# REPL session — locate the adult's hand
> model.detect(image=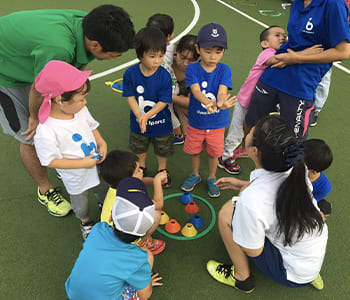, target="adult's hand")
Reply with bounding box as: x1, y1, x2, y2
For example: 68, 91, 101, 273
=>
21, 116, 39, 142
215, 177, 249, 191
